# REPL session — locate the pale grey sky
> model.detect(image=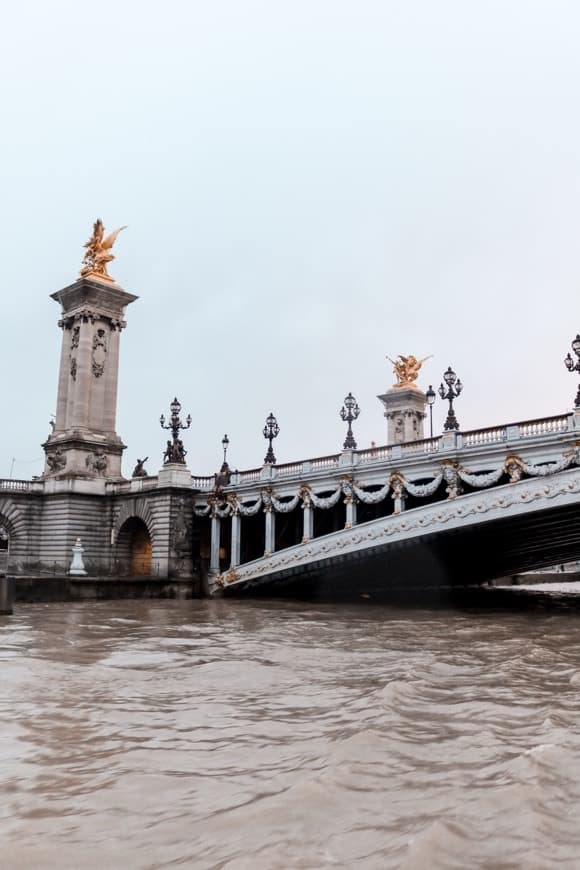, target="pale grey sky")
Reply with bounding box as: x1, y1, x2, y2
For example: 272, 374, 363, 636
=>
1, 0, 579, 479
